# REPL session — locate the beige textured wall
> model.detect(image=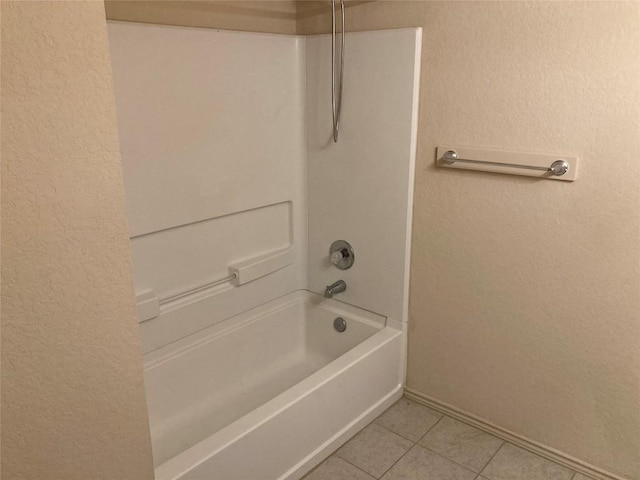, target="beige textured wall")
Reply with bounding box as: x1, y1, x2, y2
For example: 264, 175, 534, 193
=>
1, 2, 154, 479
105, 0, 297, 34
300, 2, 640, 479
